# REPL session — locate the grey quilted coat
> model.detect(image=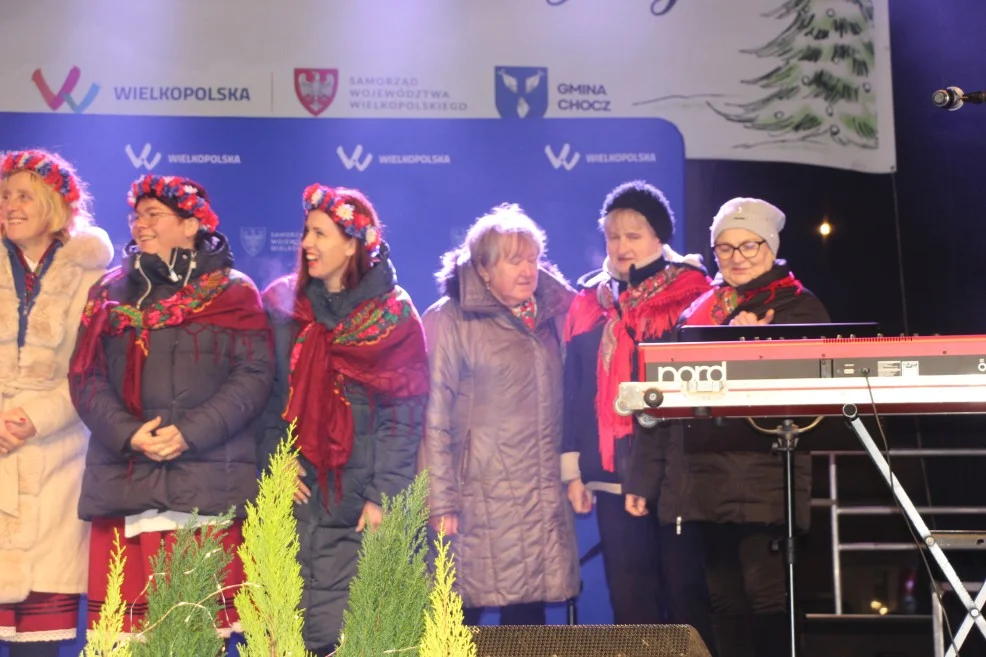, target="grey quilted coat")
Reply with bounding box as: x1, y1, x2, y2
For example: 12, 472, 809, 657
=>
421, 259, 580, 608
